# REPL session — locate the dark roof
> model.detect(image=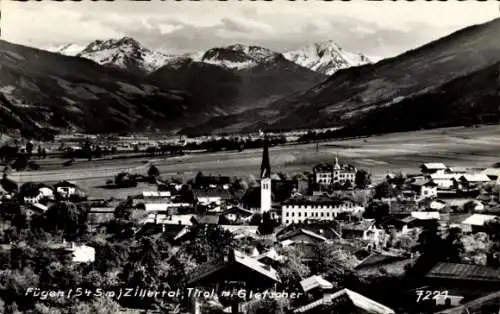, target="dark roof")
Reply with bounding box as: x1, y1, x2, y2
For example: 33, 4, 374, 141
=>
426, 263, 500, 282
354, 253, 407, 270
282, 195, 353, 206
53, 180, 78, 188
341, 220, 375, 231
195, 215, 220, 225
261, 142, 271, 179
193, 189, 233, 199
223, 206, 254, 217
278, 229, 328, 243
